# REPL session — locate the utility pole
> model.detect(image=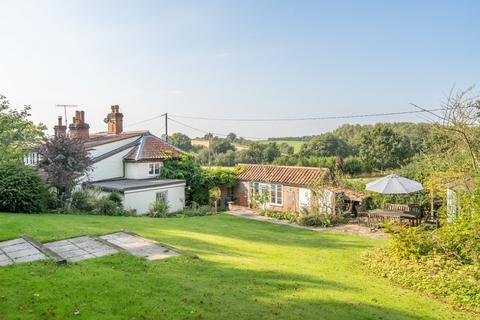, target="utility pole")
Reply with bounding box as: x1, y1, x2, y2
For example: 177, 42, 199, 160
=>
208, 133, 212, 168
56, 104, 77, 127
164, 112, 168, 142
